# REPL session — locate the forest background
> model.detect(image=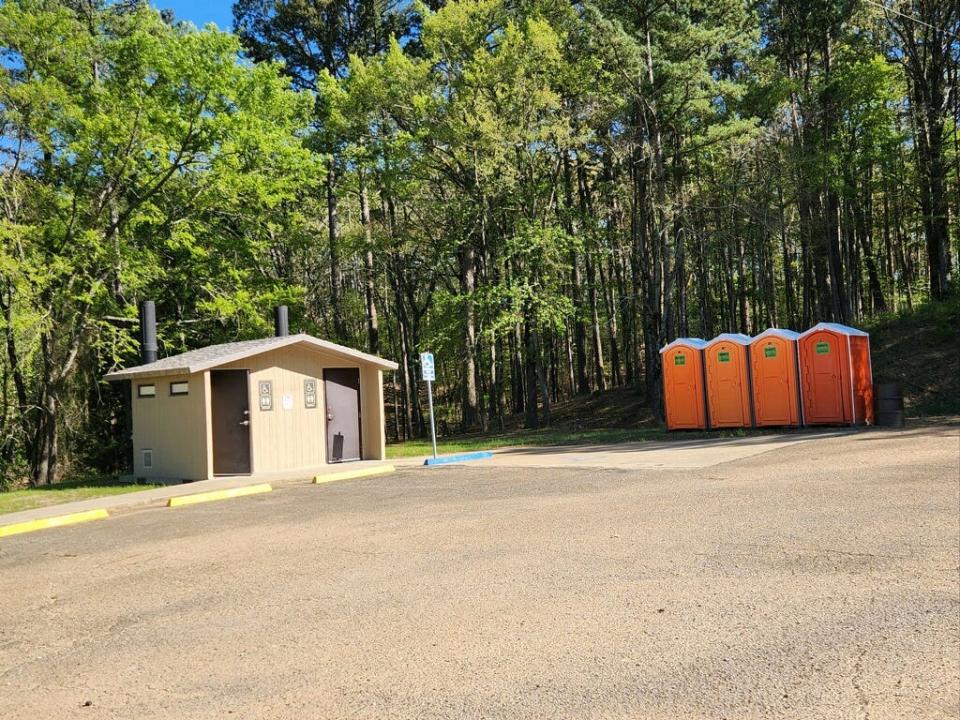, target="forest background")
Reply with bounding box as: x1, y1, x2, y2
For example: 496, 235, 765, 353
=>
1, 0, 957, 486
